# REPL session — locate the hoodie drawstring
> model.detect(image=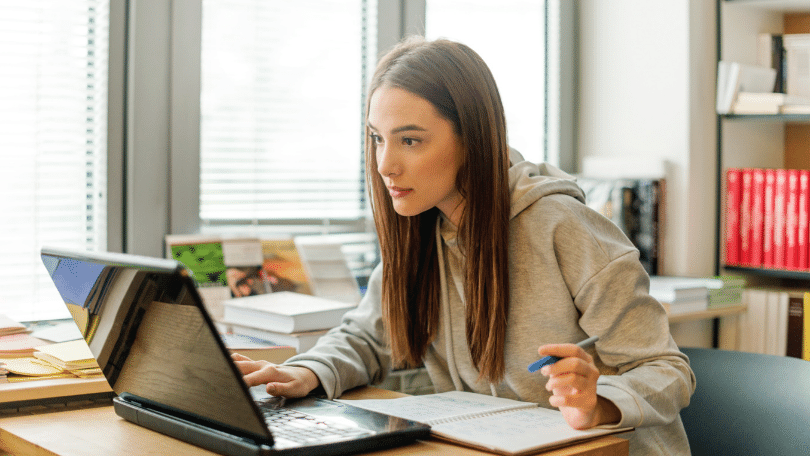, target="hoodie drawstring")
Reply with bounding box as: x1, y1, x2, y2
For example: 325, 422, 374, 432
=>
436, 220, 499, 398
436, 221, 464, 392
